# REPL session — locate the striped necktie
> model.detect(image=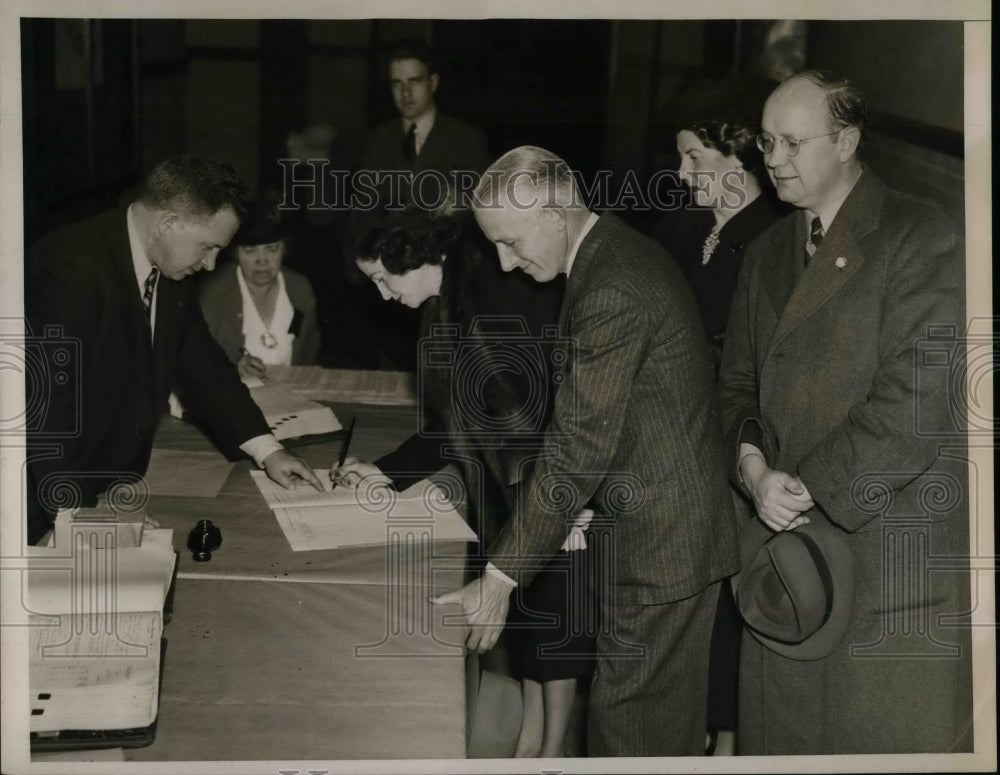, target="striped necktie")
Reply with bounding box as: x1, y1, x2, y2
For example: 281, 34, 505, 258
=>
142, 267, 159, 321
805, 216, 824, 266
